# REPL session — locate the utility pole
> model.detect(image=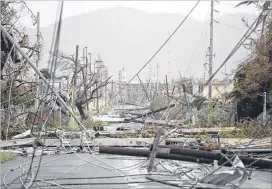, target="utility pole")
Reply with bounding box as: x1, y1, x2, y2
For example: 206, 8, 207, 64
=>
96, 59, 99, 113
208, 0, 214, 99
88, 52, 92, 109
88, 53, 92, 73
84, 47, 89, 111
1, 26, 87, 131
73, 45, 79, 106
35, 12, 40, 109
85, 47, 88, 79
96, 55, 103, 113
